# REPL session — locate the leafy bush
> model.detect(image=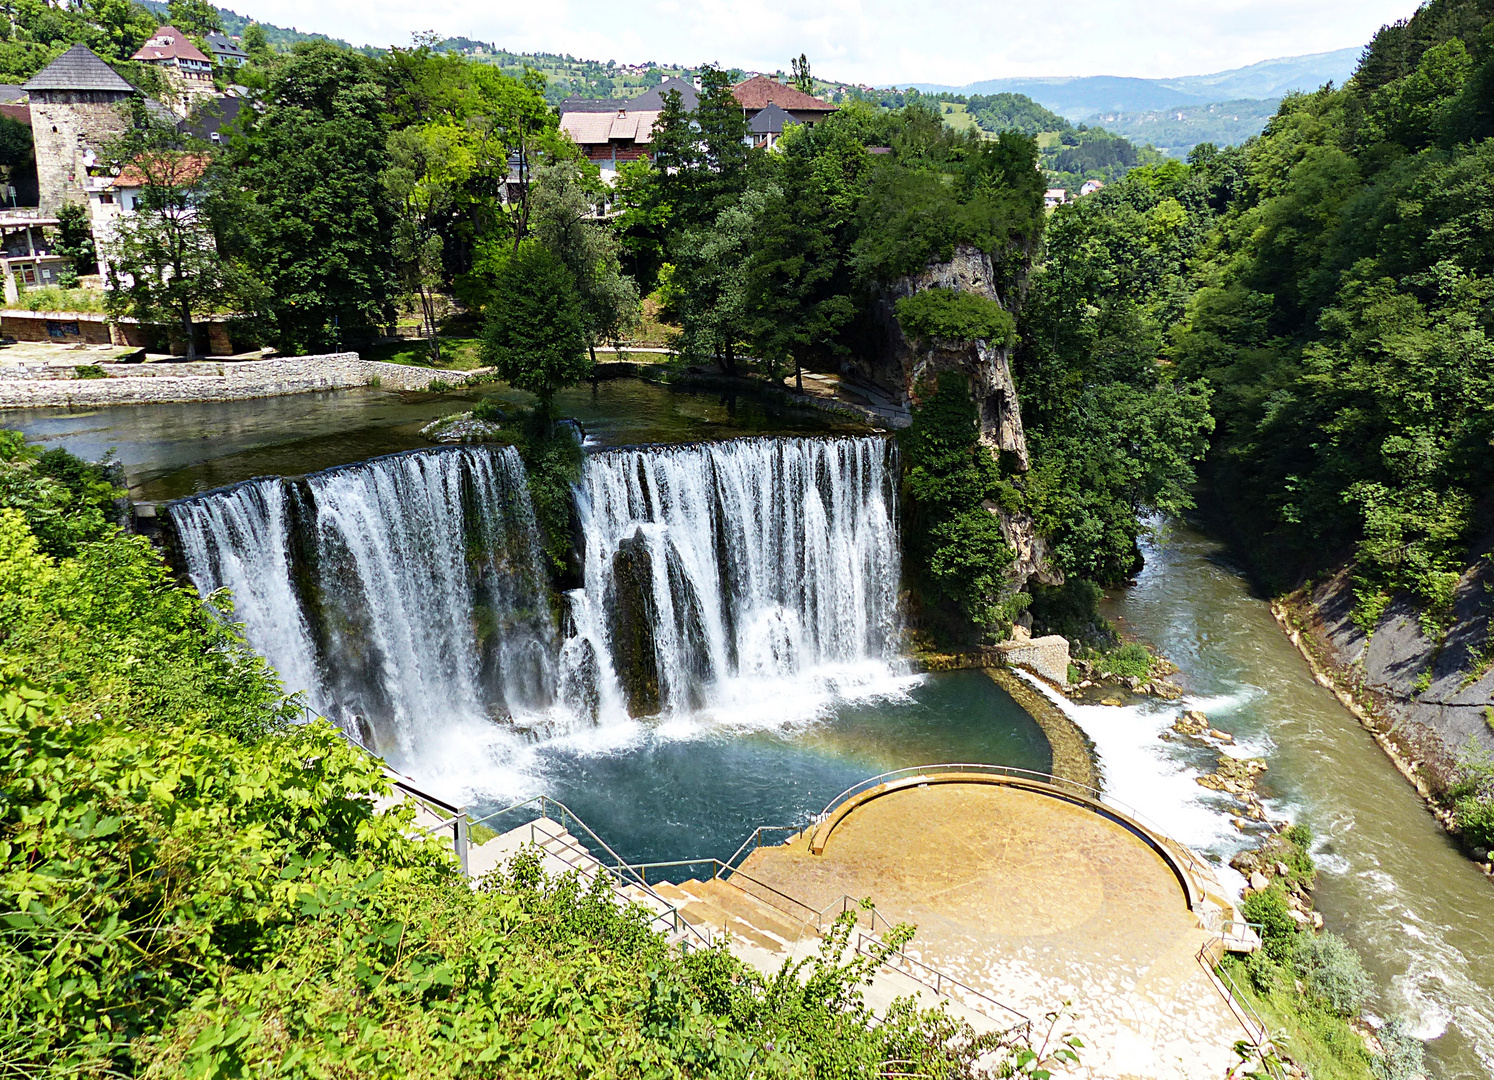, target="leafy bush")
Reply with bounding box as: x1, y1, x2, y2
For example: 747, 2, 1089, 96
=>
1294, 932, 1372, 1017
471, 396, 505, 423
900, 370, 1018, 645
1455, 795, 1494, 850
0, 429, 120, 558
74, 364, 106, 379
1371, 1018, 1427, 1080
895, 287, 1015, 347
1098, 642, 1151, 681
1241, 884, 1299, 964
